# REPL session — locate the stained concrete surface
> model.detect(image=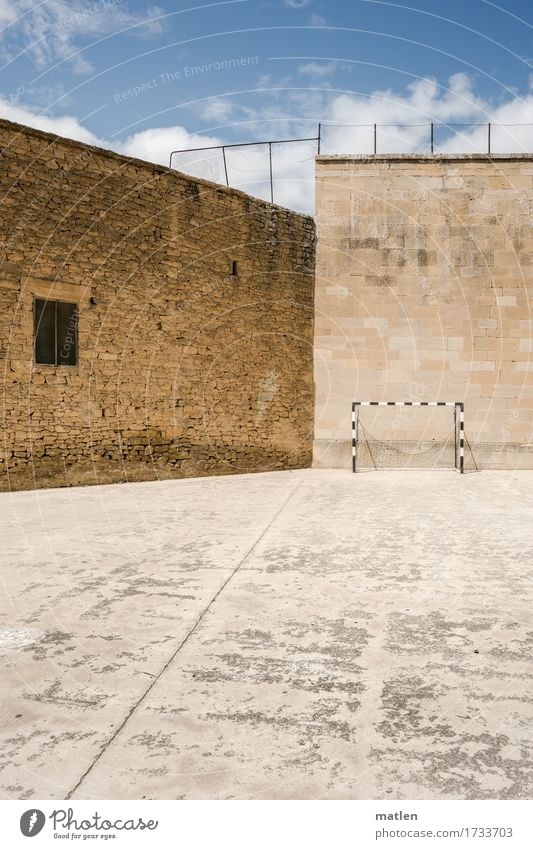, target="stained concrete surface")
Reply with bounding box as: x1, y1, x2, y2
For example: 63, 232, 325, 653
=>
0, 469, 531, 800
